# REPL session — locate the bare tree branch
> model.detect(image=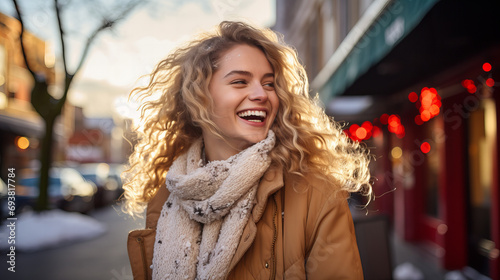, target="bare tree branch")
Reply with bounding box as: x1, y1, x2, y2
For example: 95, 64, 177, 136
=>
12, 0, 36, 78
54, 0, 69, 77
73, 1, 142, 76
